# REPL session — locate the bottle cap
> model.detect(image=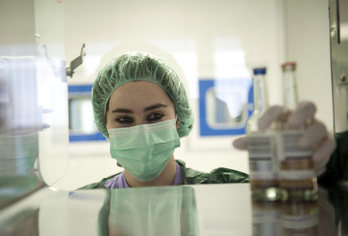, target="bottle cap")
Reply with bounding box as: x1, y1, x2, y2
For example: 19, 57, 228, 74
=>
281, 62, 296, 70
253, 67, 266, 75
